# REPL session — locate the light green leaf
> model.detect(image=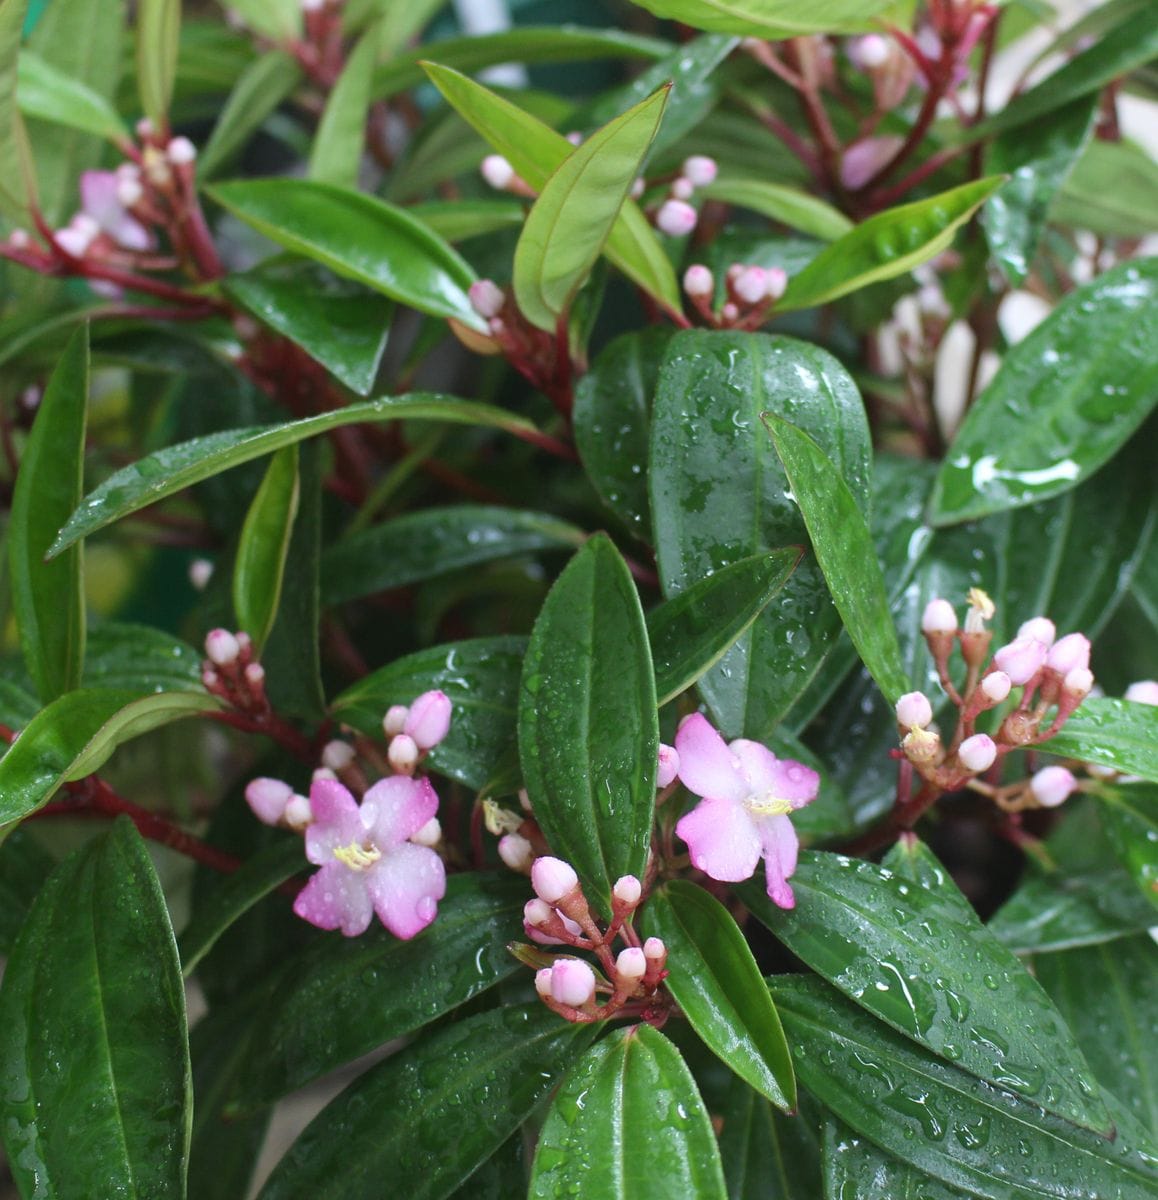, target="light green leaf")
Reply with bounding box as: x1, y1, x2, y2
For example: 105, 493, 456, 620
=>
136, 0, 180, 126
1041, 699, 1158, 784
625, 0, 897, 37
307, 21, 379, 188
0, 0, 31, 220
17, 50, 129, 142
702, 175, 852, 241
